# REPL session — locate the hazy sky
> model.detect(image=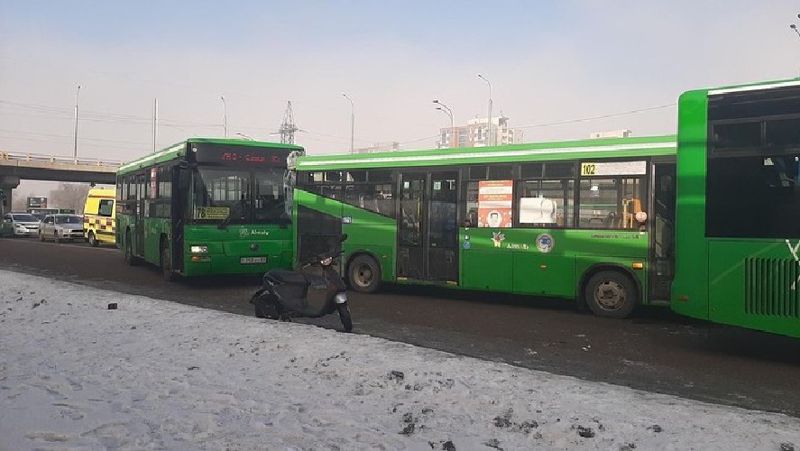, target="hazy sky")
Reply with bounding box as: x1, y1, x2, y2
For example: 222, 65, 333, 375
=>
2, 0, 799, 196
